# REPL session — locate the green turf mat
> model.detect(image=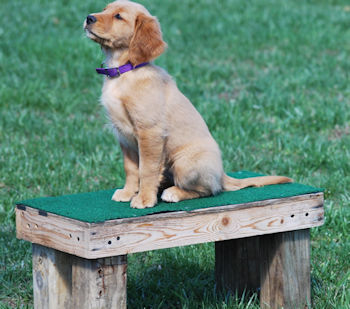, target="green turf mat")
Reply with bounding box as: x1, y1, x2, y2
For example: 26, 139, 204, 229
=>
17, 171, 322, 223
